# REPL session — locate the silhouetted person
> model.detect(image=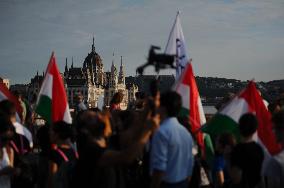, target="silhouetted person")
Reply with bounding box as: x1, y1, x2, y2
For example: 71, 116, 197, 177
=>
230, 113, 264, 188
264, 110, 284, 188
110, 92, 123, 111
